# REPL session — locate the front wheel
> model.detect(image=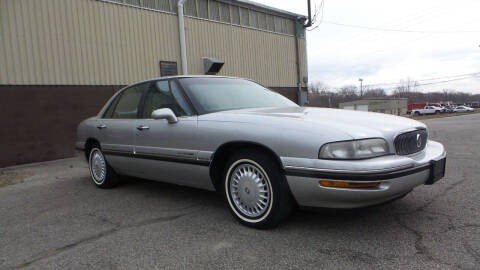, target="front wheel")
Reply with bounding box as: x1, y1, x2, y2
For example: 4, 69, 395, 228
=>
223, 150, 295, 229
88, 147, 119, 188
